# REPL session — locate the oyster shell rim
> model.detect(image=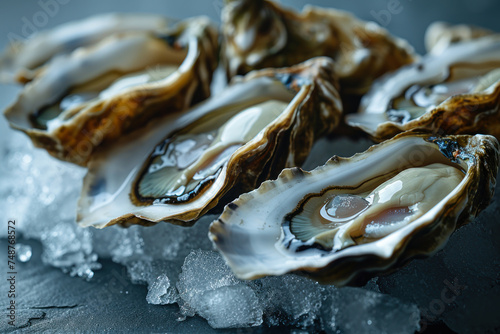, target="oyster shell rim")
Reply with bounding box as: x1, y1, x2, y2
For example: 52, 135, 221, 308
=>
76, 57, 342, 228
3, 16, 219, 166
0, 12, 177, 84
345, 35, 500, 142
221, 0, 417, 95
209, 131, 500, 285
